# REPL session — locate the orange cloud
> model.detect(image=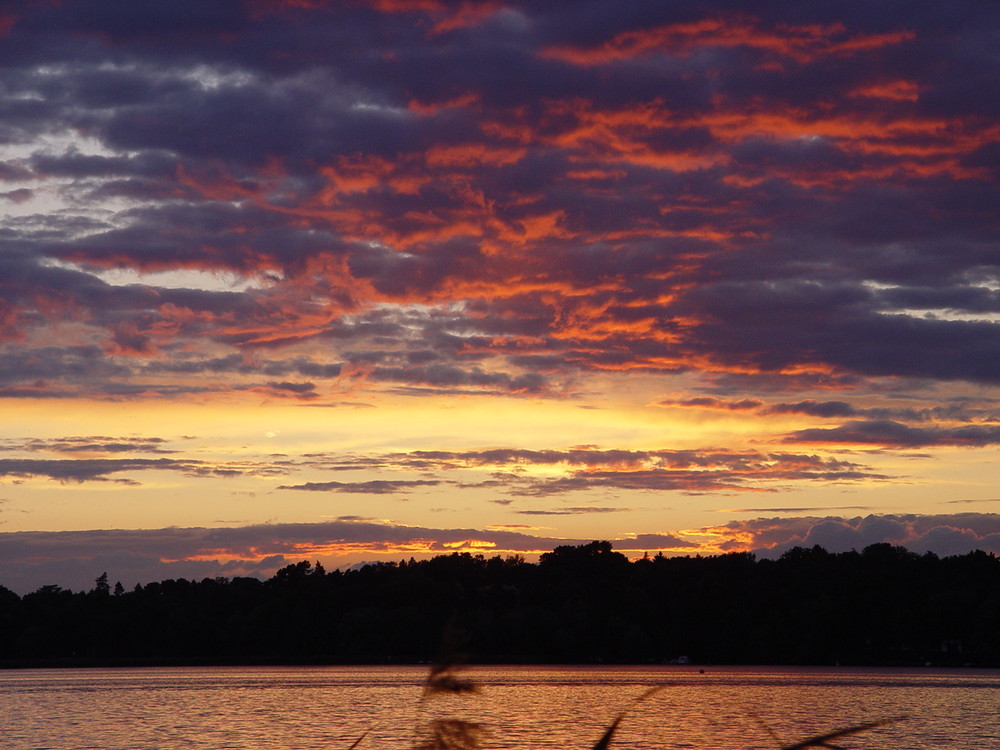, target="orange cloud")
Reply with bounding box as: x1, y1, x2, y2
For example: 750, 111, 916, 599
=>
250, 0, 444, 13
541, 17, 914, 66
0, 301, 25, 342
364, 0, 443, 12
407, 92, 480, 116
102, 323, 158, 357
318, 155, 400, 195
0, 13, 17, 36
424, 143, 527, 167
429, 1, 503, 36
536, 98, 723, 171
849, 79, 922, 101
